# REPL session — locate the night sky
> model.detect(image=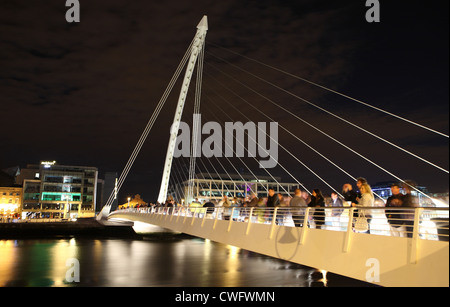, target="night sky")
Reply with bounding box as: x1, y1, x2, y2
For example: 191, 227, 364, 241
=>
1, 0, 448, 204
